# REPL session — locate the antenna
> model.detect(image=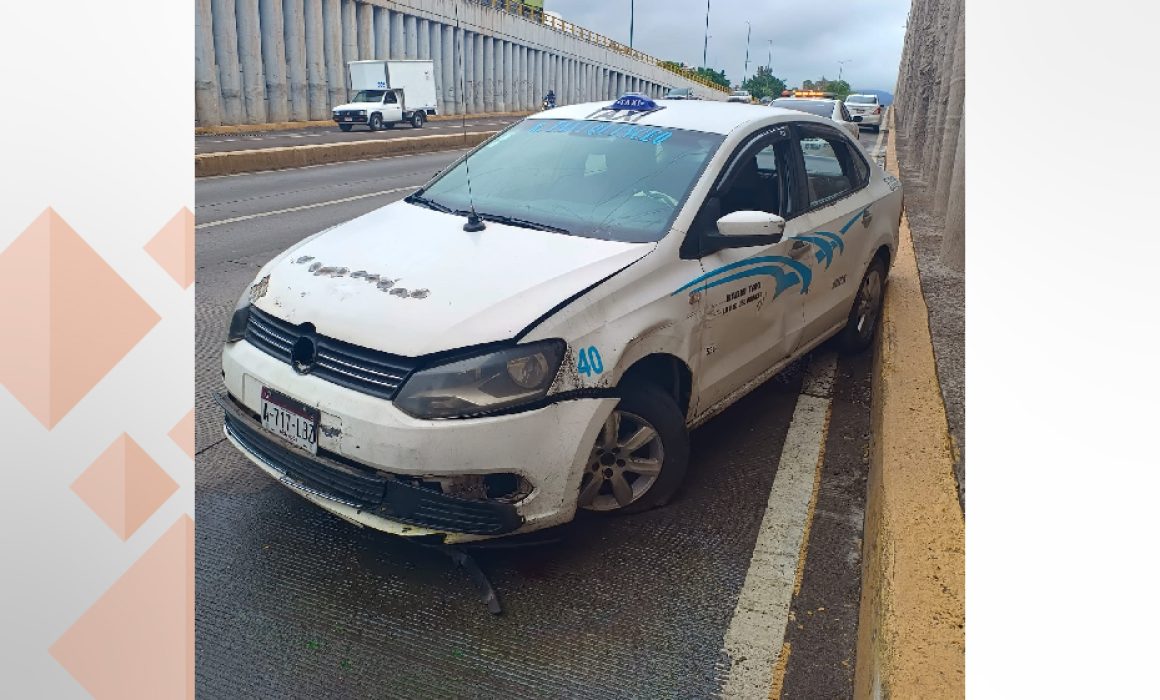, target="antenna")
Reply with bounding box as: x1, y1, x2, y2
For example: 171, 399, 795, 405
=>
454, 2, 484, 232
